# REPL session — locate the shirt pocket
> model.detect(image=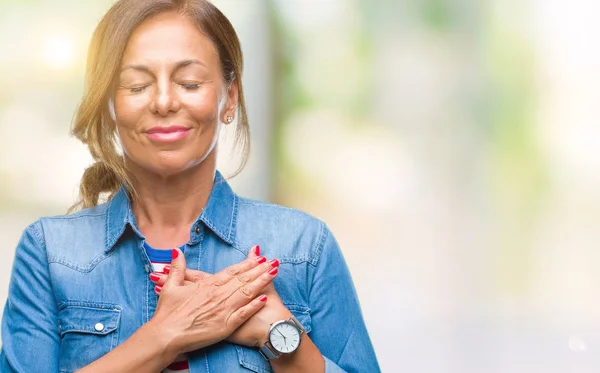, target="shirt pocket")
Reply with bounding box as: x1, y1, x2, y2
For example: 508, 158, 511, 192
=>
235, 305, 313, 373
57, 302, 121, 373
